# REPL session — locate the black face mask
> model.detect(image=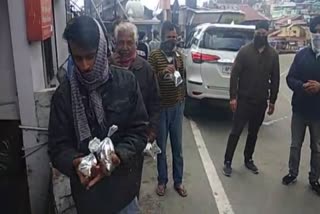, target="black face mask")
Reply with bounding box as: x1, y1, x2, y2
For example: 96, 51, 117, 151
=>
160, 39, 177, 56
254, 35, 268, 49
